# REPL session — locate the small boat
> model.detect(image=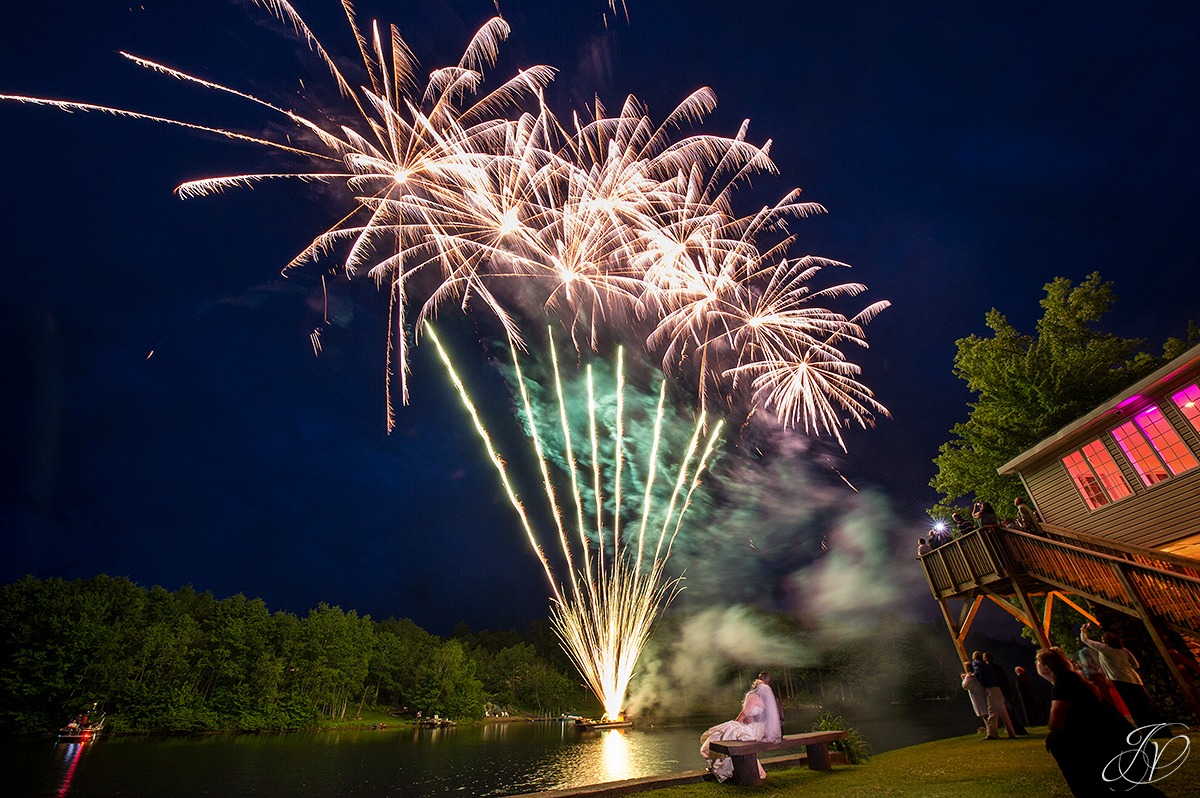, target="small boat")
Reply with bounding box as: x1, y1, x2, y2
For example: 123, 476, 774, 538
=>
58, 704, 106, 741
575, 717, 634, 730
